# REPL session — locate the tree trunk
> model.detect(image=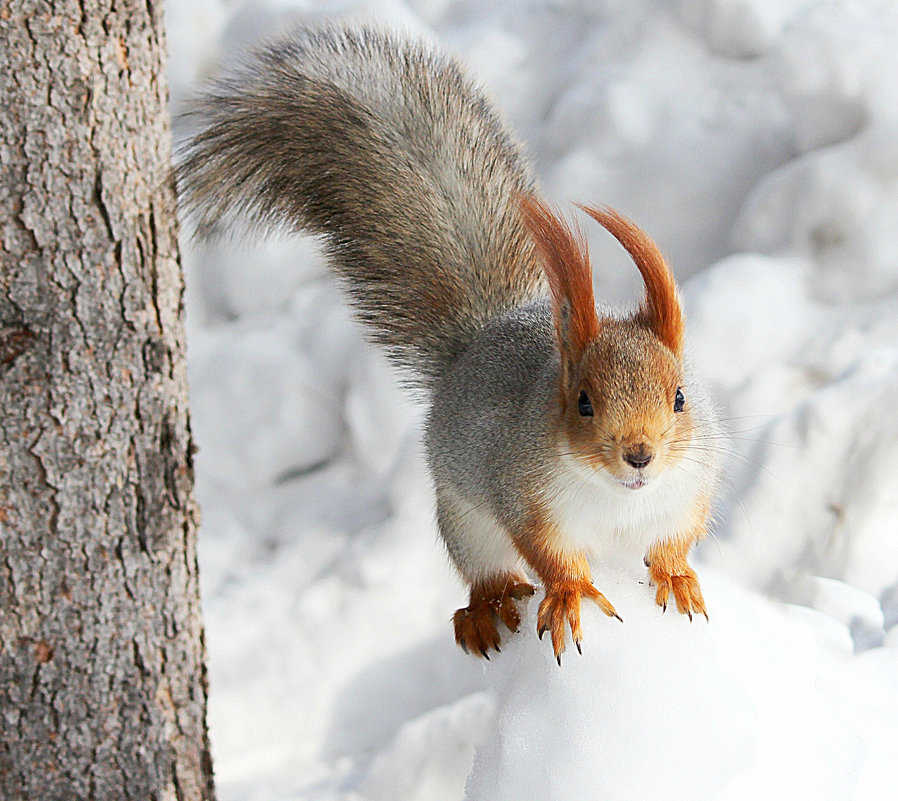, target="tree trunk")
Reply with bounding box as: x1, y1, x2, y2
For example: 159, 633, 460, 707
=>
0, 2, 215, 799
